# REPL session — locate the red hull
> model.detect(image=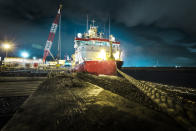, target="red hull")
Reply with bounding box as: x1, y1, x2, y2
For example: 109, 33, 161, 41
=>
75, 60, 117, 75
